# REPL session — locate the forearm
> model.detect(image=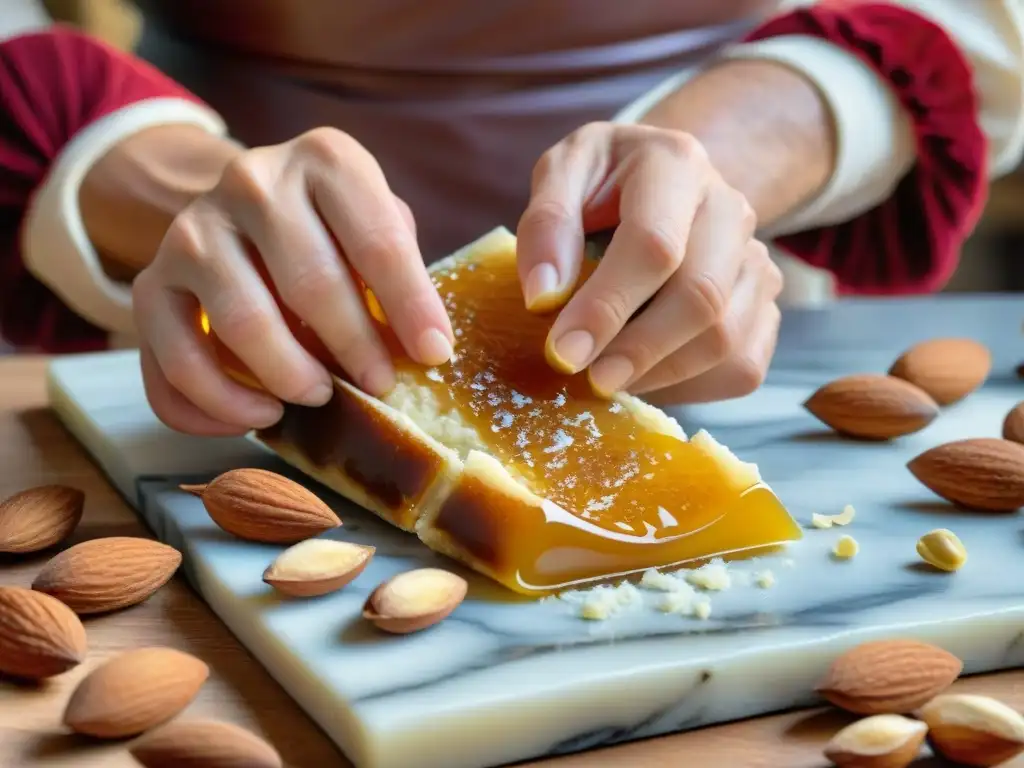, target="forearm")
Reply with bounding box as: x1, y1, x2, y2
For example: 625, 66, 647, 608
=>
80, 124, 241, 278
639, 59, 836, 229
